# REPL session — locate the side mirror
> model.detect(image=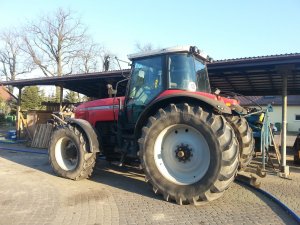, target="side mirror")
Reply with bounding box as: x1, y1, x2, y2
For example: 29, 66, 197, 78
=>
114, 78, 130, 97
